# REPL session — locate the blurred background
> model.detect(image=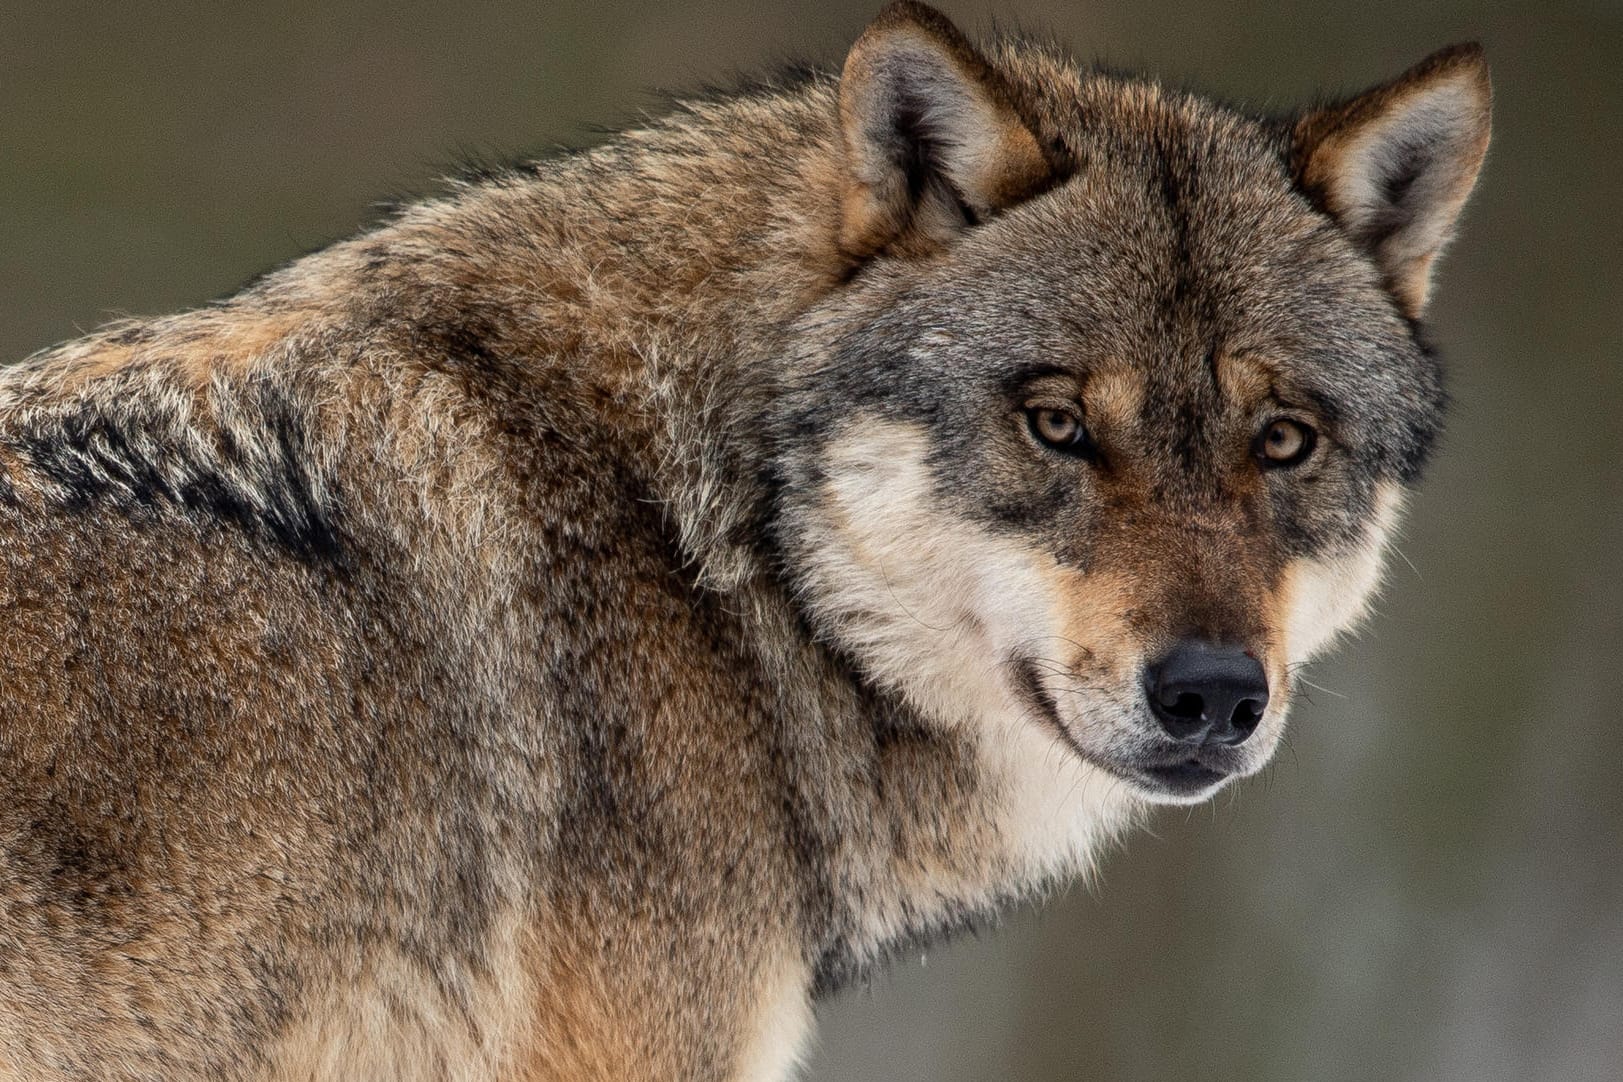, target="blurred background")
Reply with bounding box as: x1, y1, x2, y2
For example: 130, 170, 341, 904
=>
2, 1, 1618, 1078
